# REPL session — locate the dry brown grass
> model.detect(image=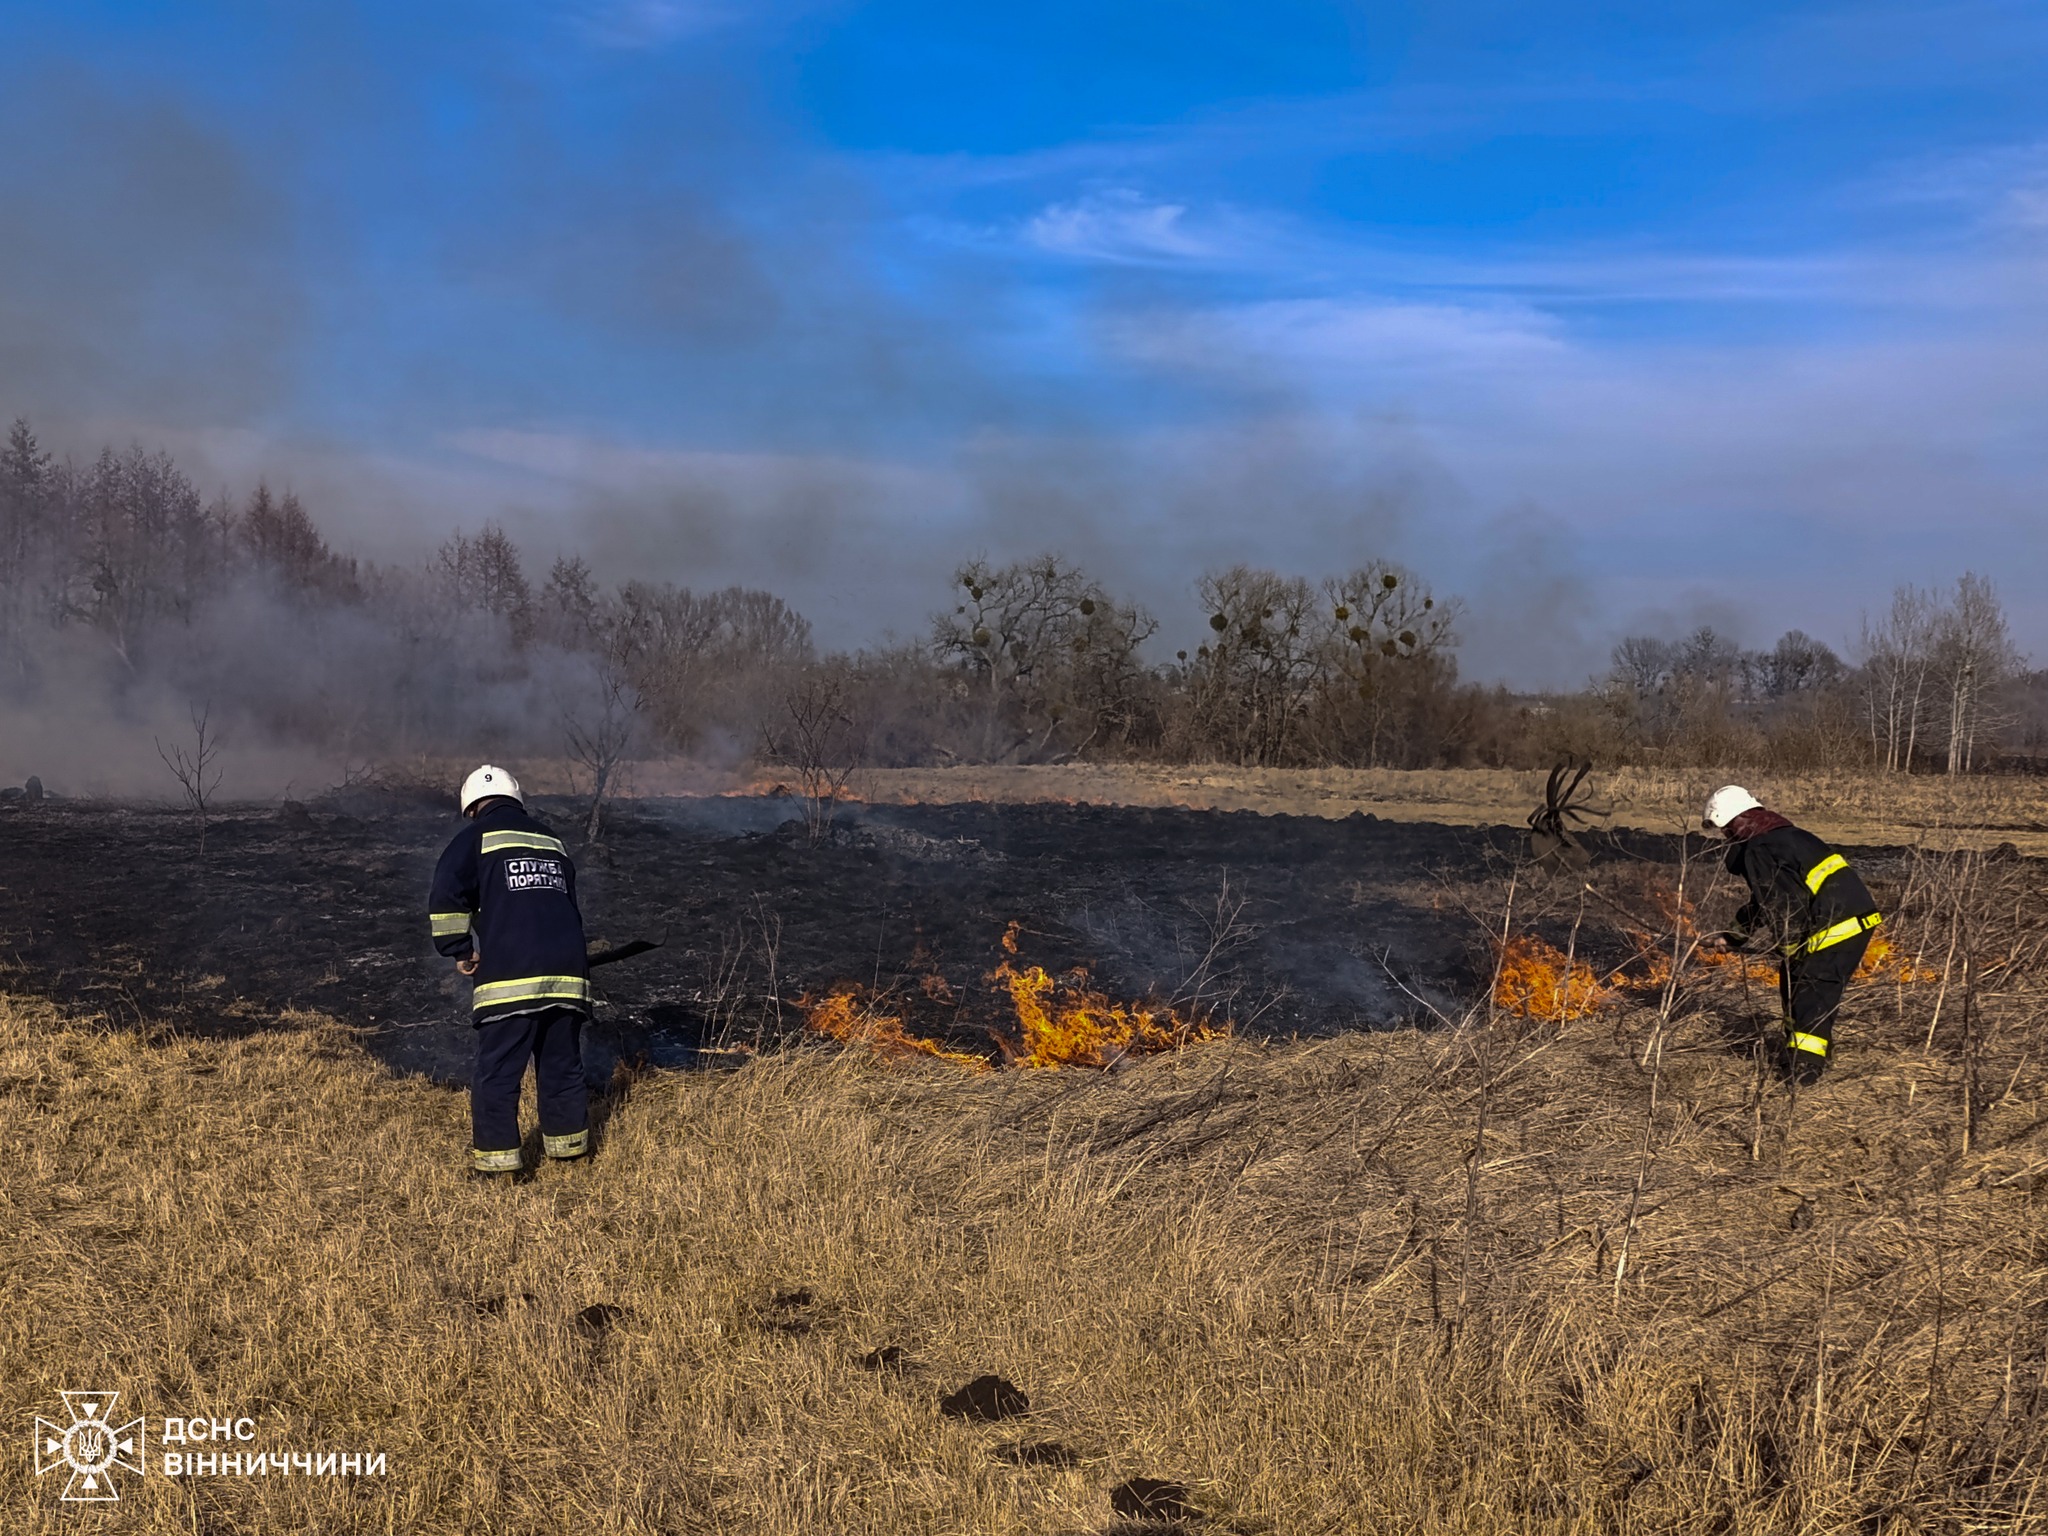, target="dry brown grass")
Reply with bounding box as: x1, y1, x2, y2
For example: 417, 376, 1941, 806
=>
308, 757, 2048, 858
6, 899, 2046, 1536
841, 765, 2048, 854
